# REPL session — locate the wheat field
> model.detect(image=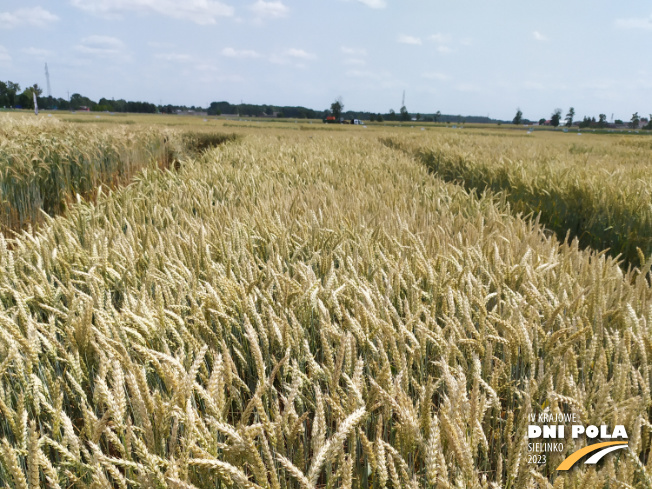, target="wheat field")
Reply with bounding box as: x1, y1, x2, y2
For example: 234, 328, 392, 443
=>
0, 115, 242, 233
381, 130, 652, 266
0, 116, 650, 488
